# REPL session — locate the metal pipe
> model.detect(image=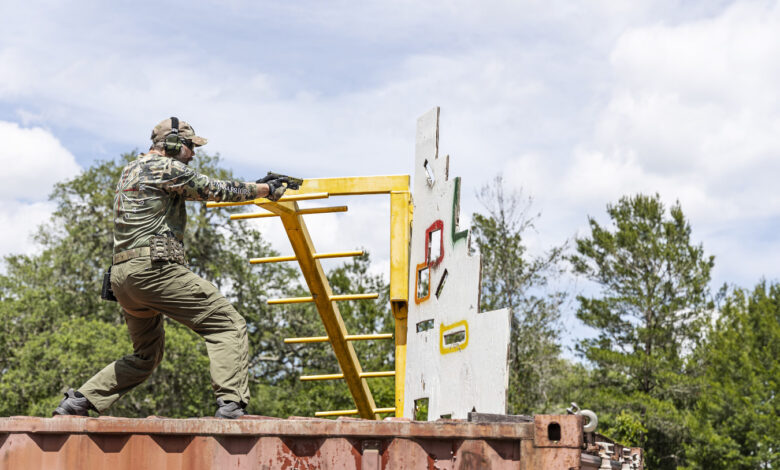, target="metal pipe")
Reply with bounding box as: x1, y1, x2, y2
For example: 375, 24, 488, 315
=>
267, 296, 314, 304
284, 333, 393, 344
300, 371, 394, 381
297, 206, 348, 215
230, 212, 278, 220
250, 255, 298, 264
330, 293, 379, 301
250, 251, 364, 265
267, 293, 379, 304
313, 250, 364, 259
